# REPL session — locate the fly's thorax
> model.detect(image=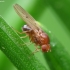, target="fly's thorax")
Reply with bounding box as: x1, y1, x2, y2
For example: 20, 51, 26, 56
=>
38, 30, 50, 45
22, 25, 32, 32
